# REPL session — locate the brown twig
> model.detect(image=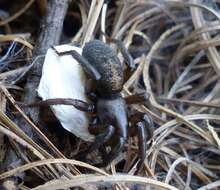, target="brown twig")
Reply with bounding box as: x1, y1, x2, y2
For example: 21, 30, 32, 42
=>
1, 0, 71, 188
